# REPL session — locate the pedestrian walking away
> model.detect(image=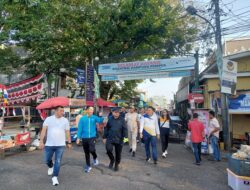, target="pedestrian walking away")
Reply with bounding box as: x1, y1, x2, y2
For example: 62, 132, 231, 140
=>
188, 113, 205, 165
76, 106, 104, 173
103, 107, 127, 172
140, 106, 160, 164
208, 110, 221, 161
39, 106, 72, 186
159, 109, 170, 158
125, 106, 139, 157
